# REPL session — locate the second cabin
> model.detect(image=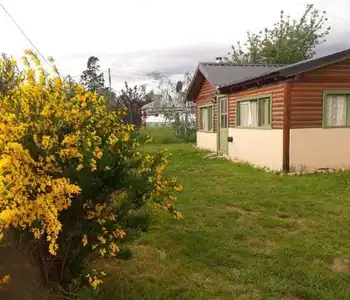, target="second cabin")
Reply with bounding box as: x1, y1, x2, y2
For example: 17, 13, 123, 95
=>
186, 49, 350, 172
